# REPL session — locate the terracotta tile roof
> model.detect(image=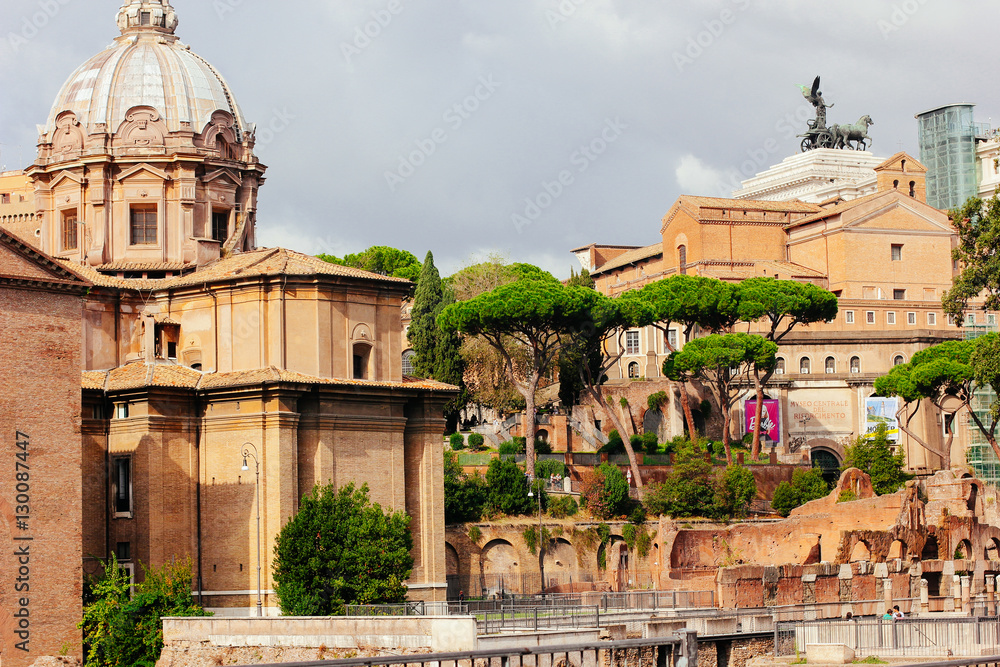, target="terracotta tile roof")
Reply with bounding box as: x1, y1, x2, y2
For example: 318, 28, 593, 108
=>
785, 190, 896, 228
679, 195, 822, 214
96, 261, 189, 272
592, 243, 663, 275
694, 259, 828, 282
83, 363, 457, 393
1, 226, 92, 290
55, 247, 413, 292
569, 243, 643, 253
